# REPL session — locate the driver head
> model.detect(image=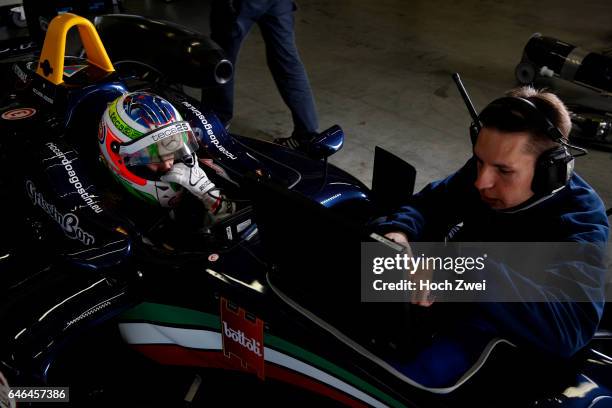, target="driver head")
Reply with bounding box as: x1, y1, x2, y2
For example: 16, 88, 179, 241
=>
98, 91, 199, 207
